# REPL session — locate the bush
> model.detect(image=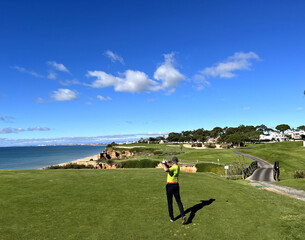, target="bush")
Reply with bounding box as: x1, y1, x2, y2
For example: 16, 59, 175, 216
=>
196, 163, 224, 175
220, 143, 231, 149
121, 159, 160, 168
293, 170, 305, 179
46, 163, 93, 169
204, 143, 216, 148
228, 157, 247, 175
153, 150, 163, 155
191, 143, 202, 147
